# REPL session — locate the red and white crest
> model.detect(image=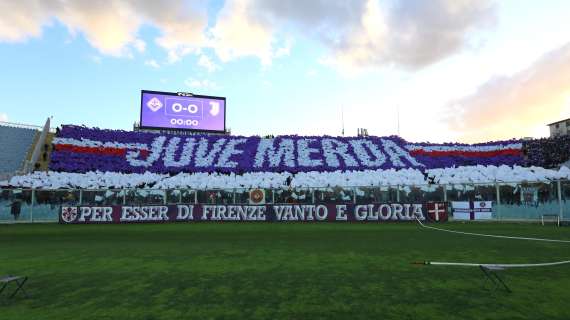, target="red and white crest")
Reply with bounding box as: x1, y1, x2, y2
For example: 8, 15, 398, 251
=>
426, 202, 448, 222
